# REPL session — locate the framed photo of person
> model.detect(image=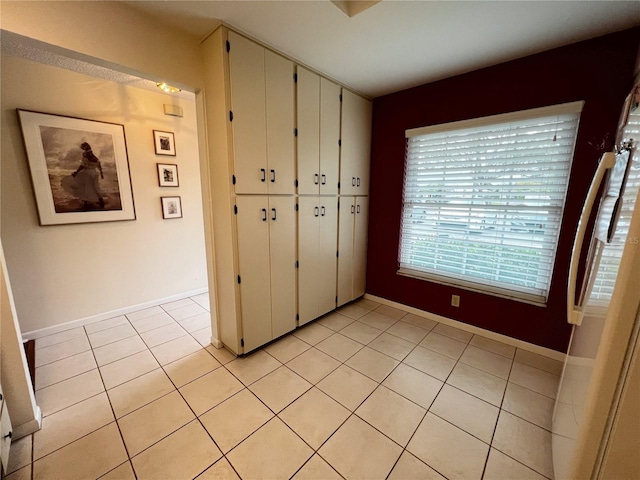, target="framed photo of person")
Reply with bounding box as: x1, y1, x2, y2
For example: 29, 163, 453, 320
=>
153, 130, 176, 156
157, 163, 179, 187
17, 109, 136, 225
161, 196, 182, 219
